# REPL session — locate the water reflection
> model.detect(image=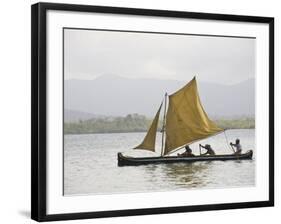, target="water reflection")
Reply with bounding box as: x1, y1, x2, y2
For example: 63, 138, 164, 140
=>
151, 162, 210, 188
64, 129, 255, 195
